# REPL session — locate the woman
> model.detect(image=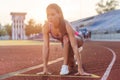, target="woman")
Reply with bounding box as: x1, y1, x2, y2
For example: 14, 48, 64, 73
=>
41, 3, 91, 76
